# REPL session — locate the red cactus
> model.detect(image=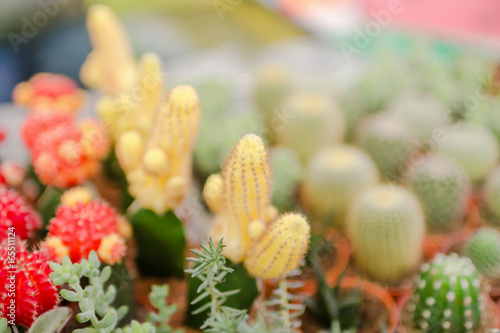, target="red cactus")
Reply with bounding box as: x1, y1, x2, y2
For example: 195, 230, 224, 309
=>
0, 240, 58, 328
45, 200, 126, 264
0, 186, 41, 240
22, 112, 73, 149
